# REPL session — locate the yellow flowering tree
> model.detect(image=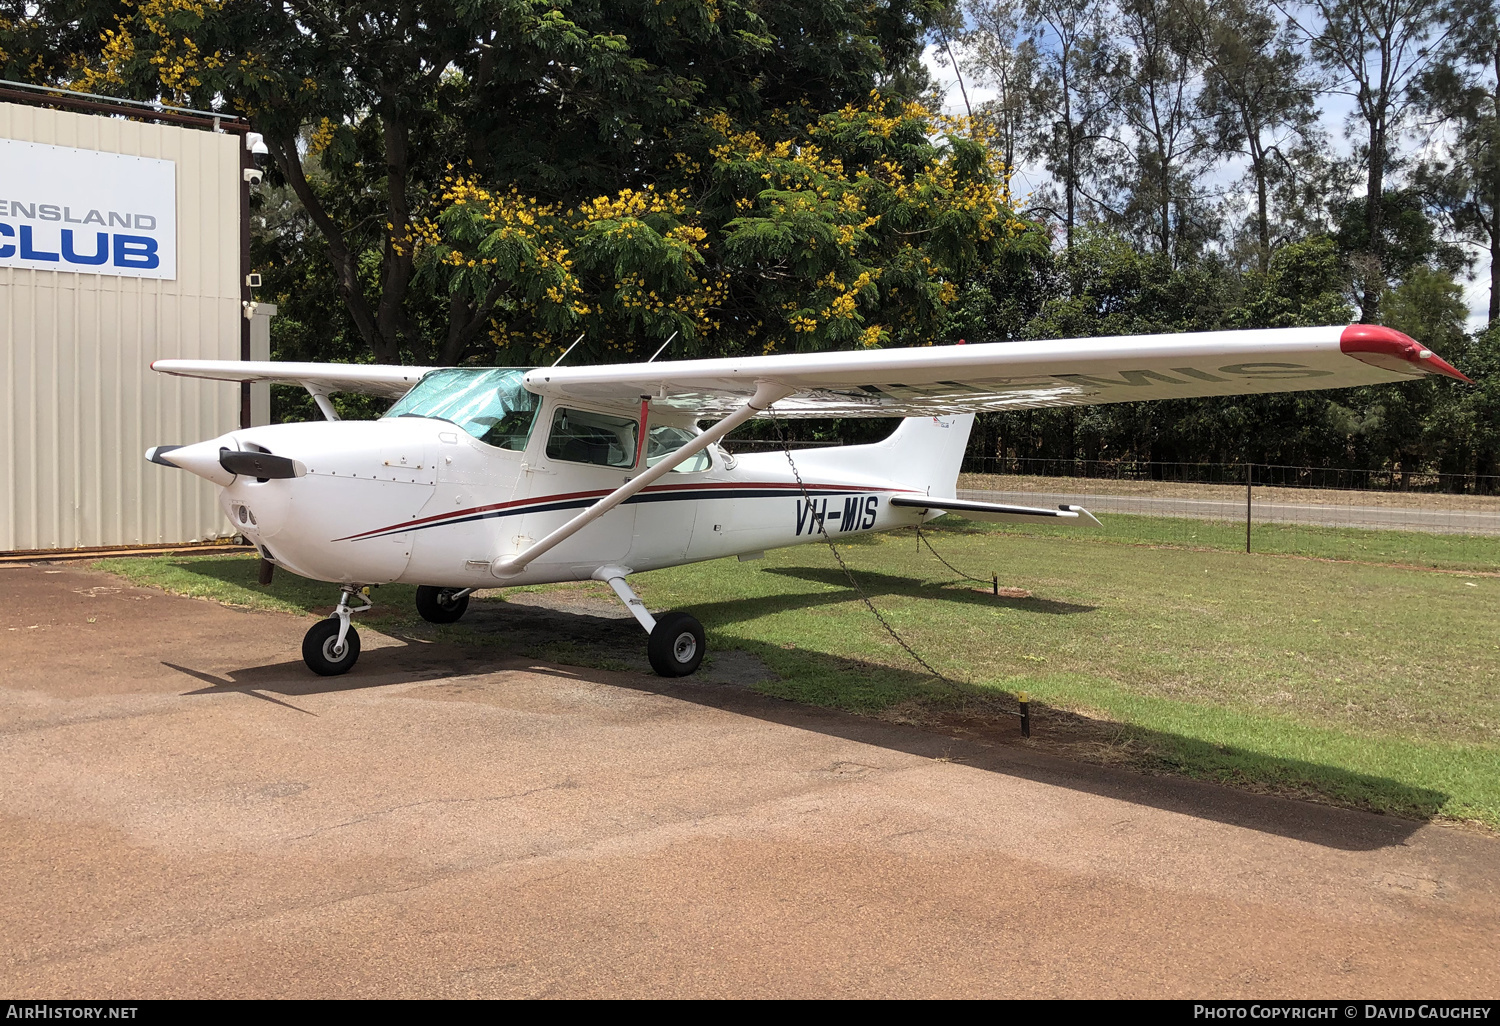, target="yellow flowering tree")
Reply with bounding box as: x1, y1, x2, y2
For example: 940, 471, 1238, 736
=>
10, 0, 1035, 366
424, 95, 1045, 364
